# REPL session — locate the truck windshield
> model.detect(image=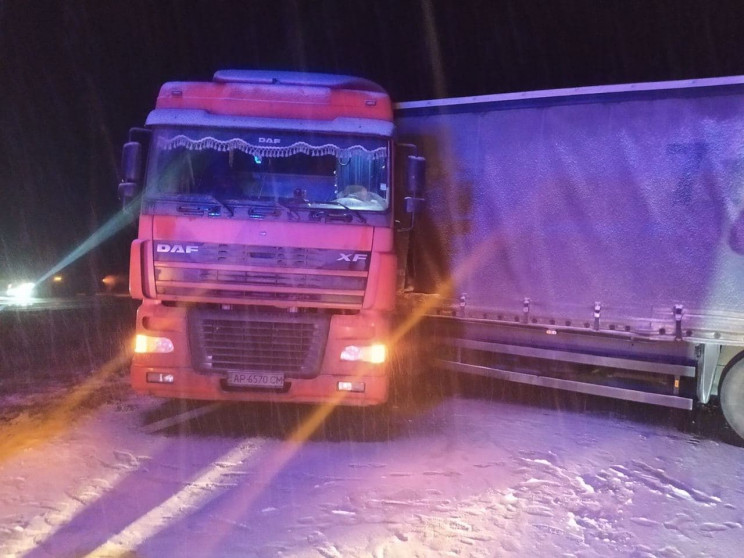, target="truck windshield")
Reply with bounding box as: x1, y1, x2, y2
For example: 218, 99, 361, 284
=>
144, 126, 390, 211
